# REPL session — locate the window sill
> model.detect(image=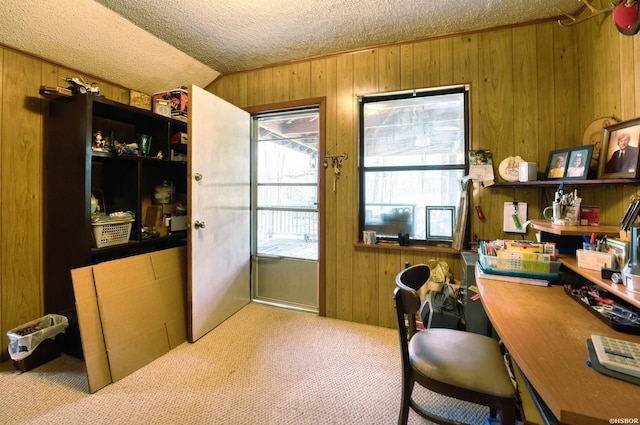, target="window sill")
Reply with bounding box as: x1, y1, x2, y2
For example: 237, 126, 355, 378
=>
354, 241, 459, 254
